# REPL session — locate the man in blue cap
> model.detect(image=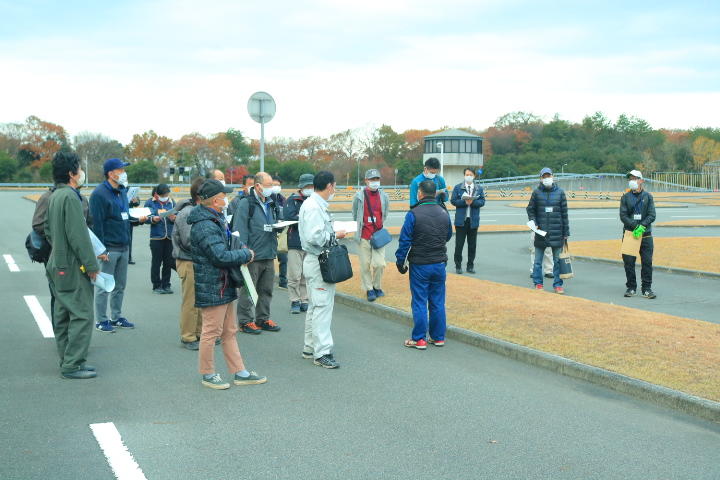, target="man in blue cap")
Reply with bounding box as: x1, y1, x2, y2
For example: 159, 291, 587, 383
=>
90, 158, 147, 333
